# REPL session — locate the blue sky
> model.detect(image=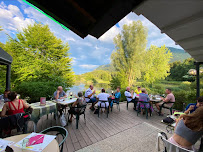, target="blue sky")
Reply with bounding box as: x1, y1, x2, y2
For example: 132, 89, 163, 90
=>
0, 0, 182, 74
